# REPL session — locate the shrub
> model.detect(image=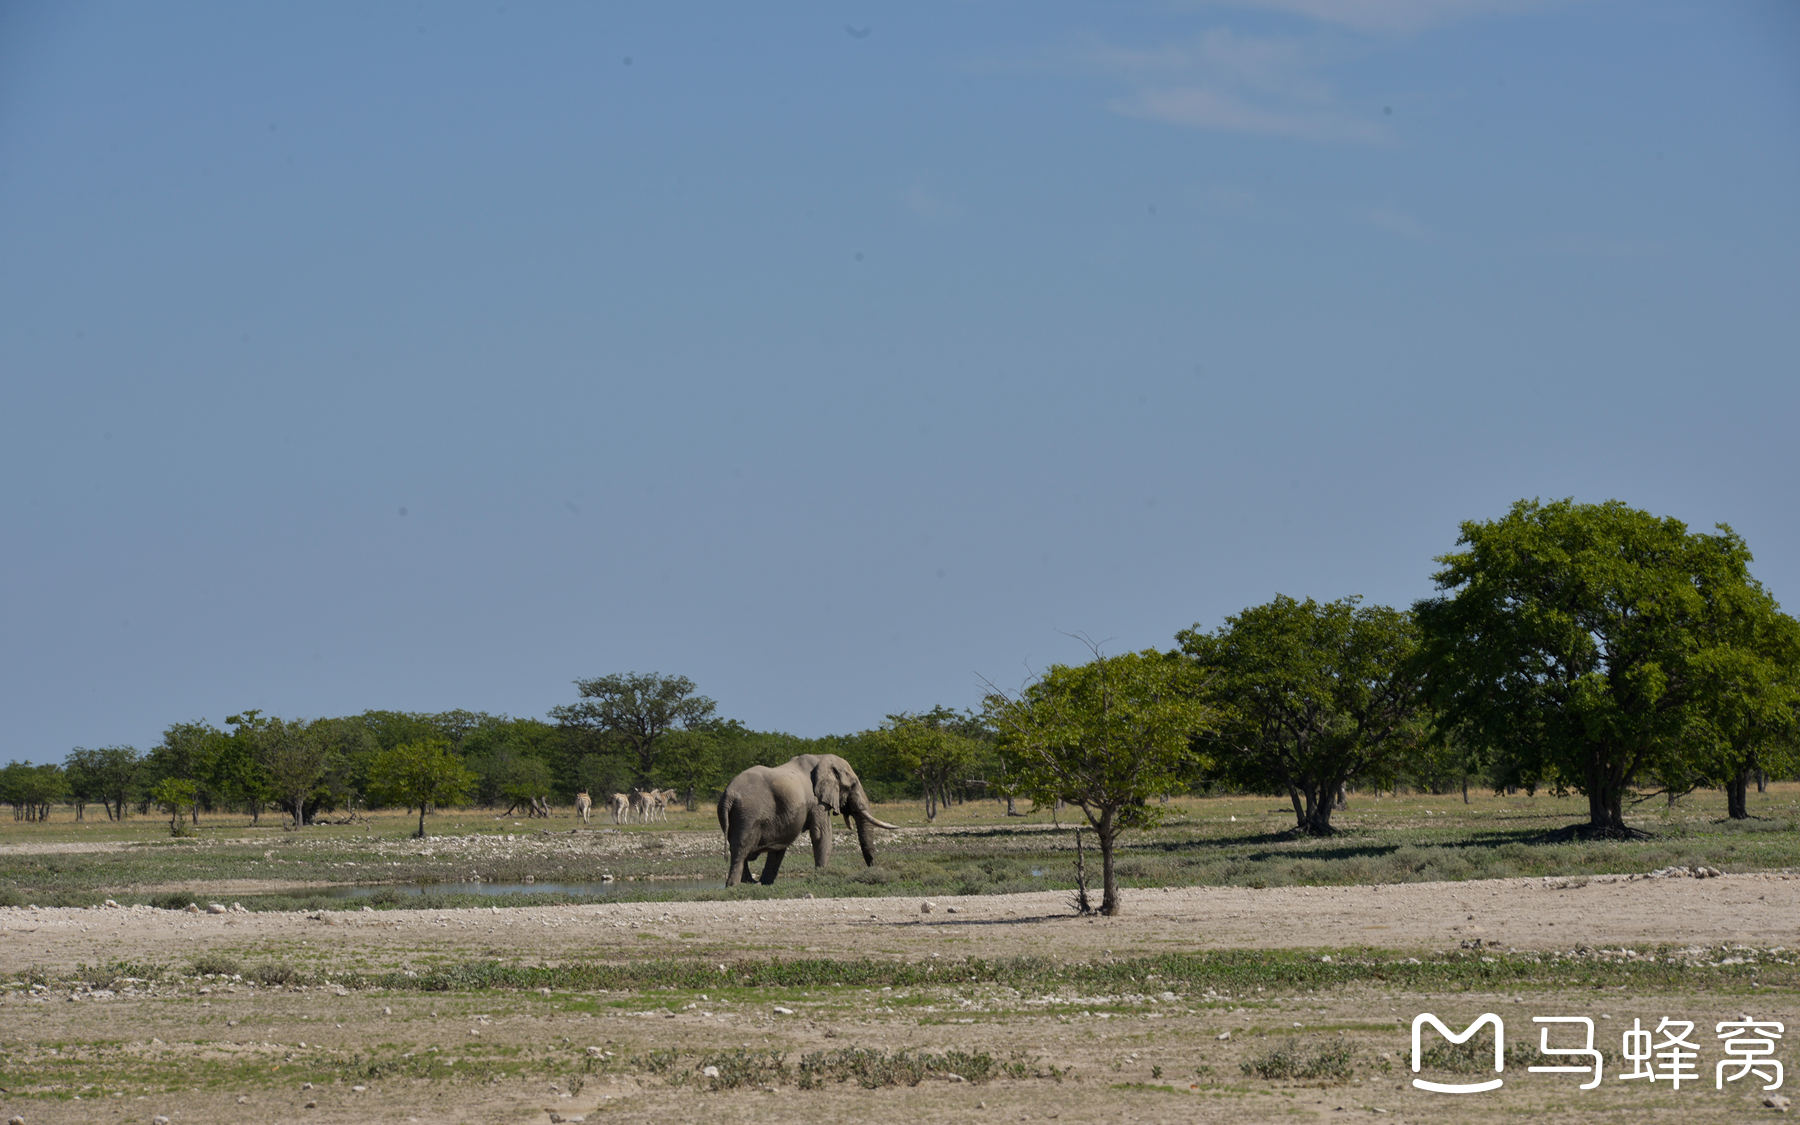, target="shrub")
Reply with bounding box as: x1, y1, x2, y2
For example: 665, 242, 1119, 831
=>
246, 961, 305, 987
189, 953, 242, 978
1241, 1037, 1356, 1083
